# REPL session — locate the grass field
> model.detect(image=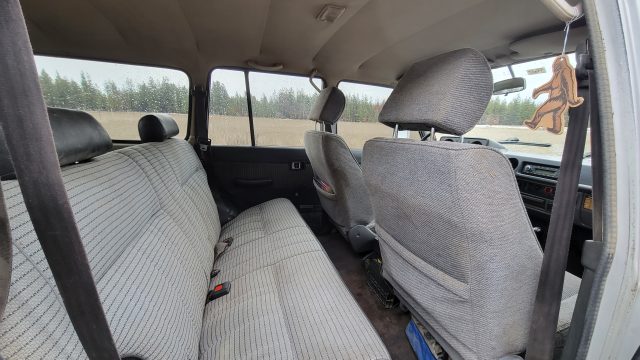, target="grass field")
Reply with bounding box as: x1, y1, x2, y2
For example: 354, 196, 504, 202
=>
88, 111, 589, 158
